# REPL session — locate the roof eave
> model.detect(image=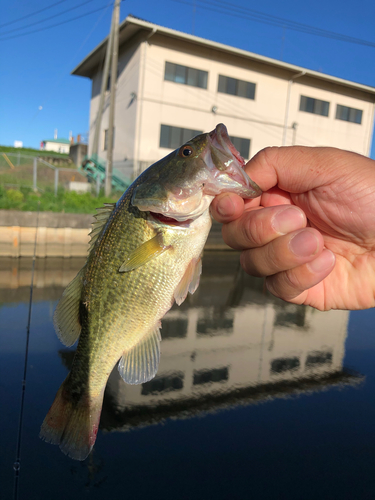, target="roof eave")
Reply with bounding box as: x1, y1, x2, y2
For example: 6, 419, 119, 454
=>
71, 15, 375, 96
